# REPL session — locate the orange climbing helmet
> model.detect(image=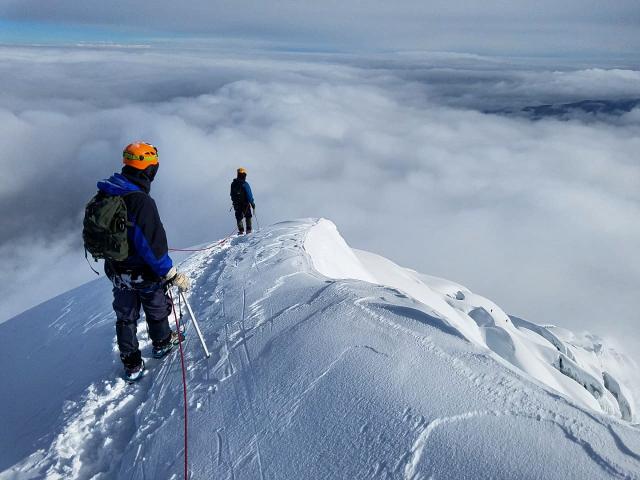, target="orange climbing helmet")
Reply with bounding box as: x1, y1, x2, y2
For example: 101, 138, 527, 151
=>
237, 167, 247, 175
123, 142, 159, 170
